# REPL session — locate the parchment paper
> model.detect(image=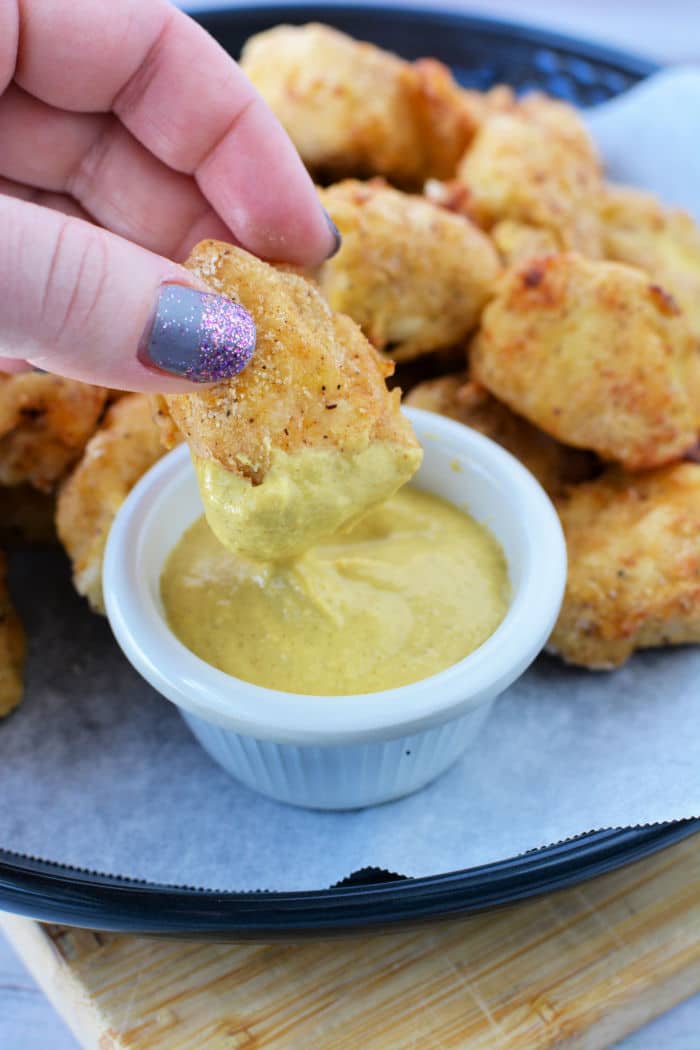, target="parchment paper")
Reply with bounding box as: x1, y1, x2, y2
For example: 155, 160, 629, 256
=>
0, 70, 699, 892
